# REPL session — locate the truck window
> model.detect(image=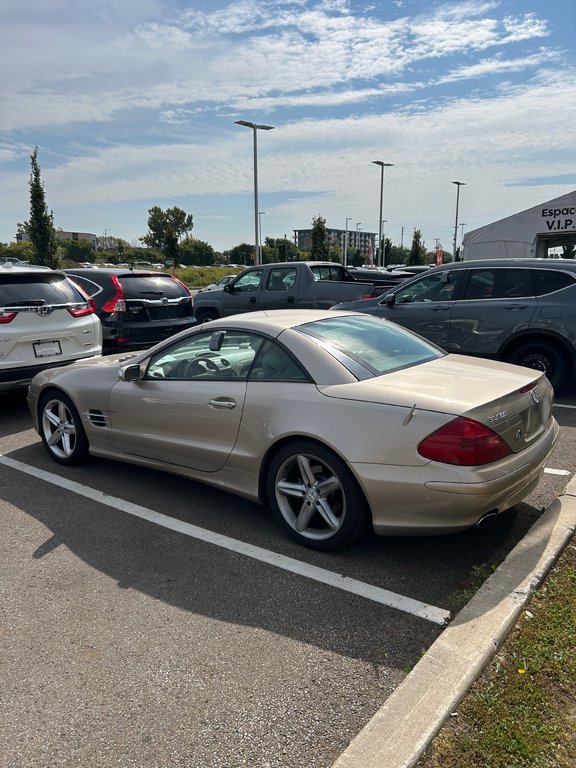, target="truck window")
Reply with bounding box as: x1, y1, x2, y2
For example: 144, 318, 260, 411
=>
310, 265, 347, 281
233, 269, 264, 292
266, 268, 296, 291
